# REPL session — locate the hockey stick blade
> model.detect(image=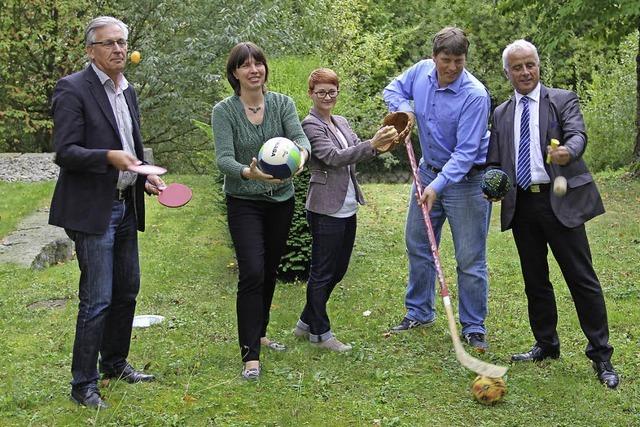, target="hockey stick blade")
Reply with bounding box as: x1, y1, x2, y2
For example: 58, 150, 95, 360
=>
444, 298, 508, 378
